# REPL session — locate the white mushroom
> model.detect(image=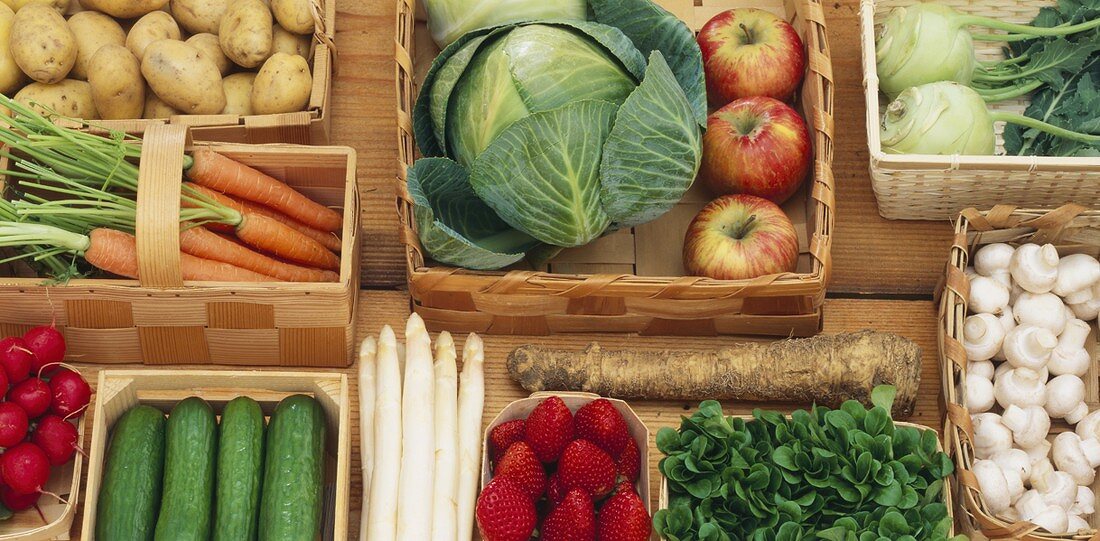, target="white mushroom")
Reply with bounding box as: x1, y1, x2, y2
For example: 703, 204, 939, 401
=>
1034, 469, 1078, 510
1071, 486, 1095, 516
973, 459, 1023, 514
1071, 298, 1100, 321
995, 362, 1047, 382
970, 276, 1011, 315
968, 360, 996, 380
1052, 253, 1100, 298
1001, 405, 1051, 449
1066, 514, 1090, 534
1046, 374, 1088, 424
1076, 410, 1100, 441
1011, 244, 1060, 294
1015, 292, 1069, 336
991, 448, 1034, 484
975, 243, 1016, 286
966, 374, 995, 413
994, 367, 1048, 409
1052, 432, 1100, 485
973, 413, 1015, 459
1065, 287, 1094, 305
964, 313, 1008, 362
1030, 505, 1070, 534
1011, 282, 1026, 305
1048, 318, 1091, 377
1003, 325, 1058, 370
